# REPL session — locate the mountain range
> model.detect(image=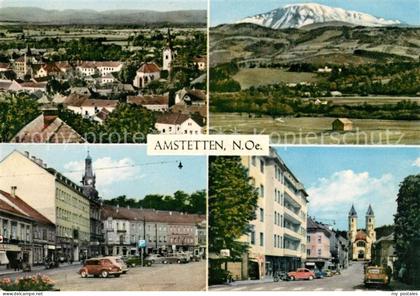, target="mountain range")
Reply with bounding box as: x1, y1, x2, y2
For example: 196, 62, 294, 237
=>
238, 3, 401, 29
0, 7, 206, 25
